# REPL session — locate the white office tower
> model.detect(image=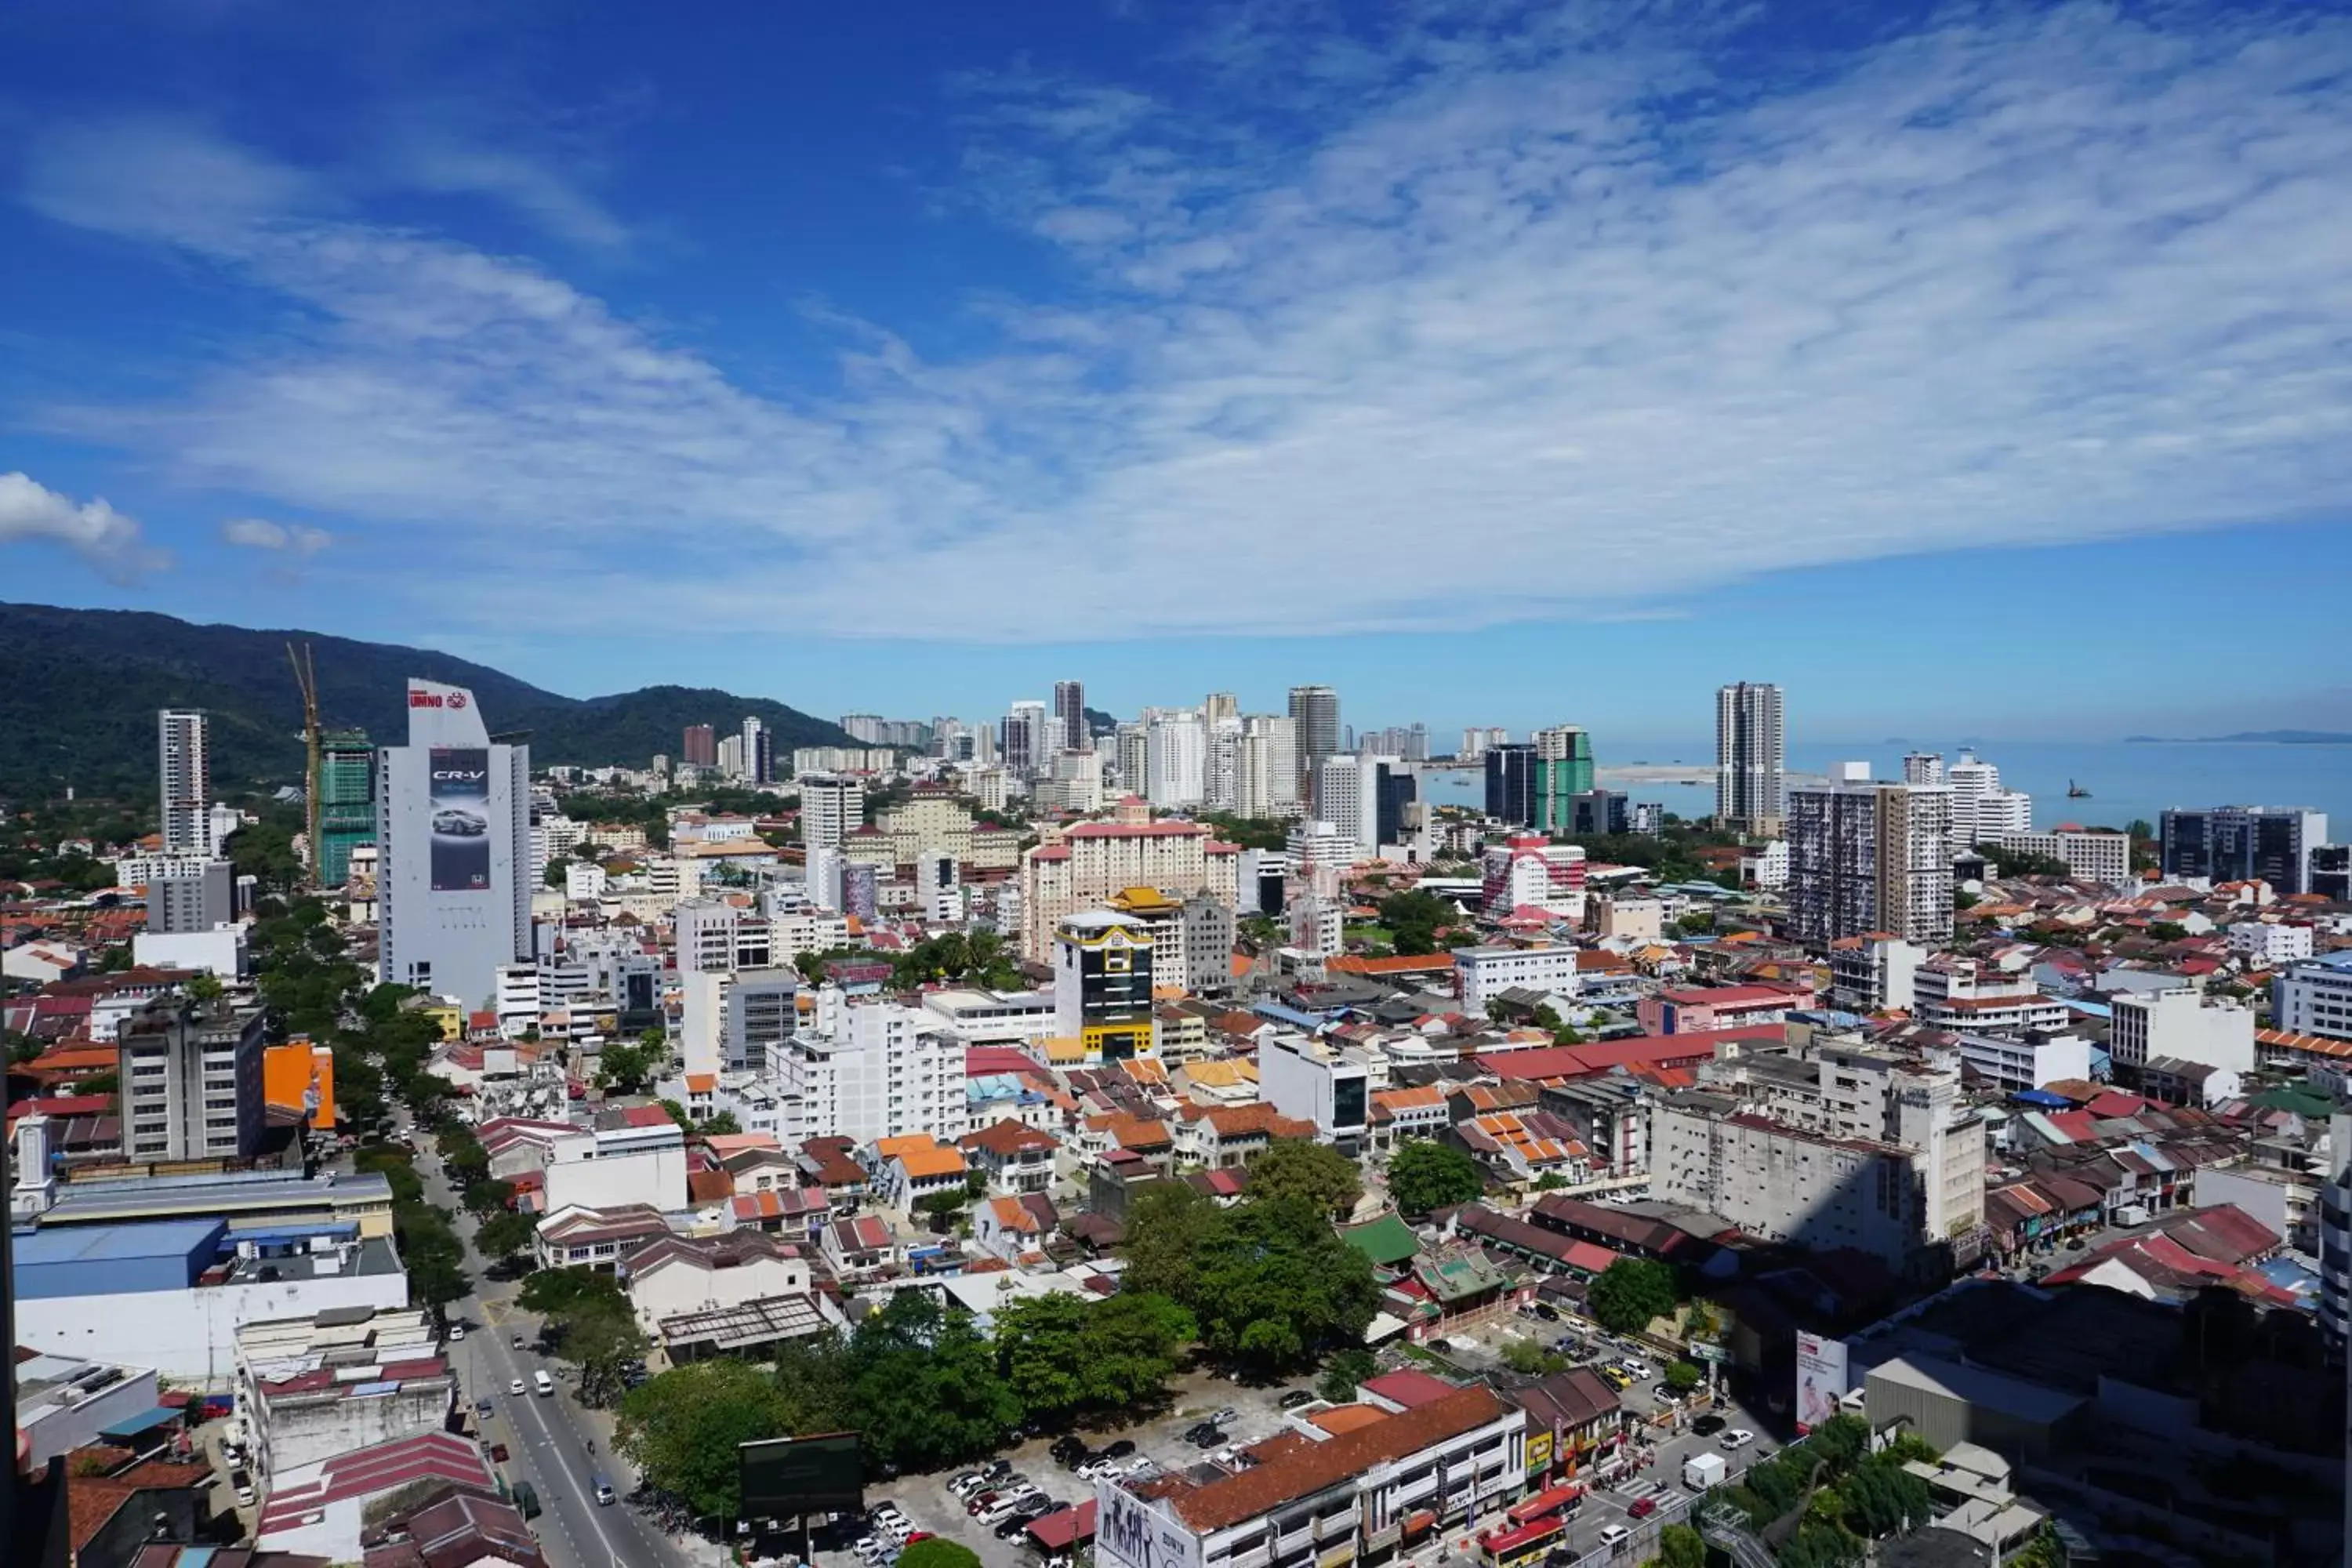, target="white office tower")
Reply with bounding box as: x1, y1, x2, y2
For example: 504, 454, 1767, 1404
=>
158, 709, 211, 853
717, 733, 746, 779
1902, 752, 1945, 787
1042, 747, 1105, 814
775, 995, 969, 1146
1947, 750, 2031, 847
800, 774, 865, 850
1715, 681, 1786, 833
917, 852, 962, 922
1004, 700, 1051, 779
1204, 718, 1244, 811
804, 844, 845, 912
1146, 709, 1207, 808
1242, 714, 1300, 815
1285, 819, 1355, 881
376, 680, 532, 1005
1310, 755, 1376, 856
742, 716, 768, 784
1787, 766, 1954, 948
